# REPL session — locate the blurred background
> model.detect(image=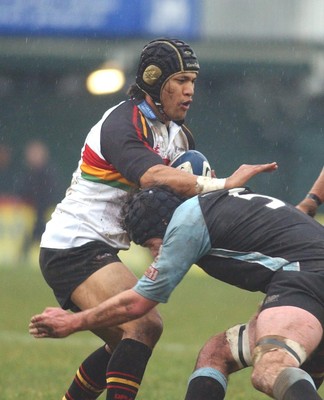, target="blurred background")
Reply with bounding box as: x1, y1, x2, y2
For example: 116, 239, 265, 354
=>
0, 0, 323, 266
